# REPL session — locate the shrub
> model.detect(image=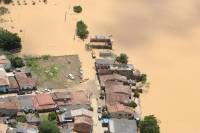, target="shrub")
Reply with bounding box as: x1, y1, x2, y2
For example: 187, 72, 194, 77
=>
73, 5, 82, 13
140, 74, 147, 83
2, 0, 13, 4
128, 101, 137, 108
0, 7, 9, 16
10, 56, 25, 68
139, 115, 160, 133
41, 55, 50, 60
39, 120, 60, 133
134, 91, 140, 98
76, 20, 89, 40
0, 28, 22, 51
48, 112, 57, 121
88, 106, 93, 111
16, 115, 27, 123
116, 53, 128, 64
